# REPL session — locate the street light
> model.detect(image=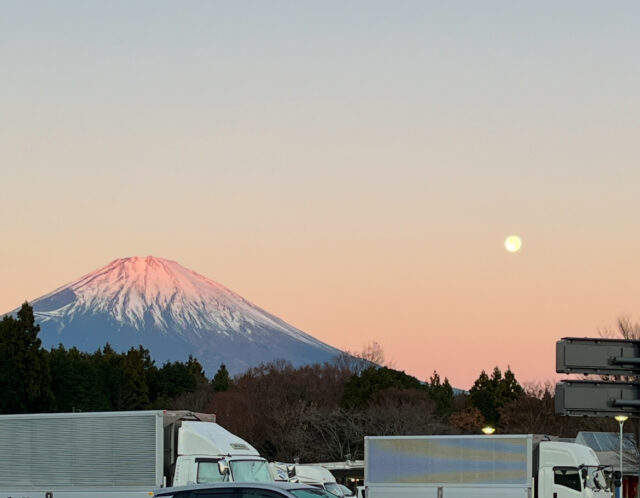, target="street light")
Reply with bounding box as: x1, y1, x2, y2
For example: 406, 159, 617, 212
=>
615, 414, 628, 498
481, 426, 496, 435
